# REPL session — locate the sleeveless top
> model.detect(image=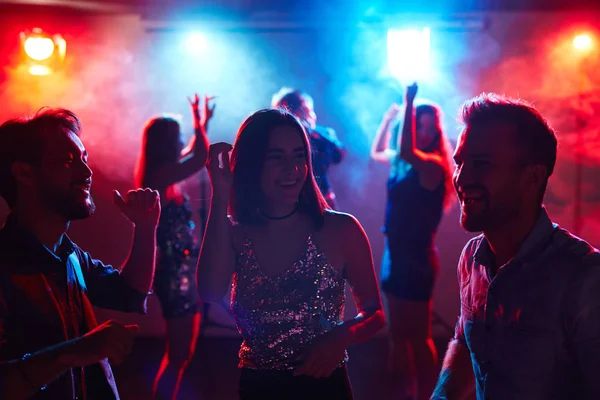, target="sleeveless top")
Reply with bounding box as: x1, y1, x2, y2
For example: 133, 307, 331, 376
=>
230, 234, 348, 370
383, 164, 445, 244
